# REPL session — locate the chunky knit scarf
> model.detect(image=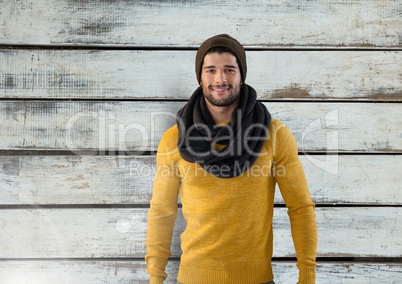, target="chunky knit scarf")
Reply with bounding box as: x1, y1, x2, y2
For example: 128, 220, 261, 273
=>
176, 84, 271, 178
